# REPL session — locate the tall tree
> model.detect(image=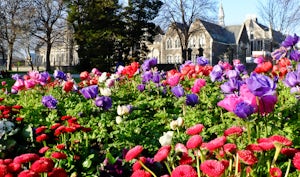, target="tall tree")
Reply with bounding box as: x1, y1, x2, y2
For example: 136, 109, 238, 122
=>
32, 0, 66, 72
258, 0, 300, 34
121, 0, 163, 61
66, 0, 122, 71
0, 0, 30, 71
156, 0, 217, 62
